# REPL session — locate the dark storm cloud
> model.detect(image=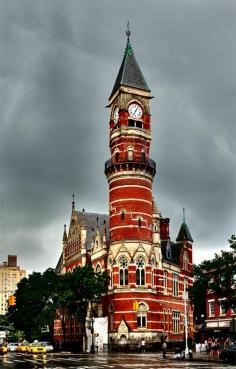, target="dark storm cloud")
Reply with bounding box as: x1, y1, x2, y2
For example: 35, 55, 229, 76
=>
0, 0, 235, 272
